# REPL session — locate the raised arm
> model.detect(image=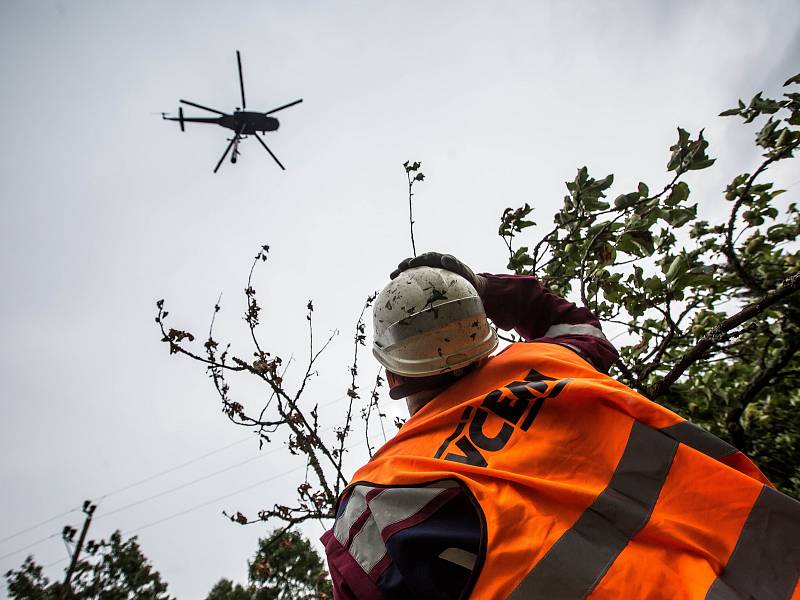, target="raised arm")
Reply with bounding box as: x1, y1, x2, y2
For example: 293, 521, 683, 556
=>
479, 273, 619, 372
389, 253, 618, 373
